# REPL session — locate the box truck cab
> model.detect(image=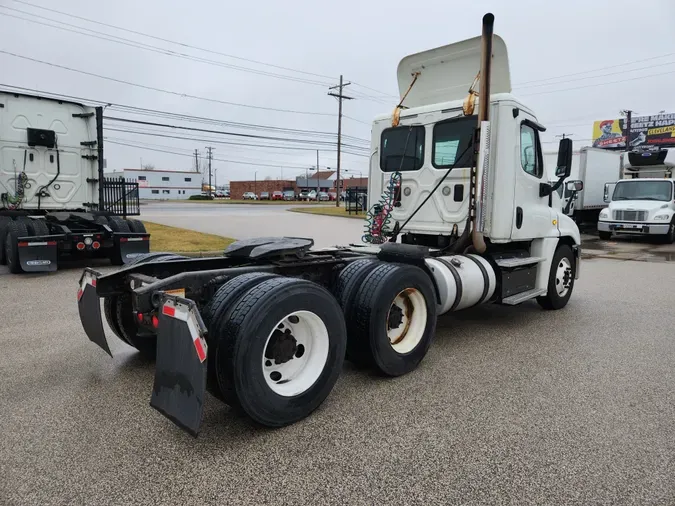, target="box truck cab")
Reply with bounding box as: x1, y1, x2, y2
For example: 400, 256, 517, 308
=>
598, 178, 675, 242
